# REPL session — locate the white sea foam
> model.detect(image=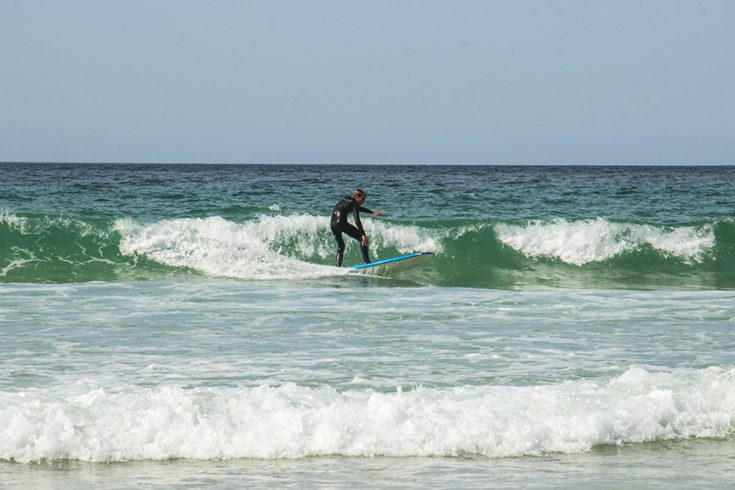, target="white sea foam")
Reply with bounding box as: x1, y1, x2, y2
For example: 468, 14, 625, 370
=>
0, 213, 37, 275
495, 218, 715, 265
115, 216, 439, 280
0, 212, 104, 238
364, 219, 442, 255
115, 216, 332, 280
0, 212, 30, 234
1, 367, 733, 463
0, 249, 37, 277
